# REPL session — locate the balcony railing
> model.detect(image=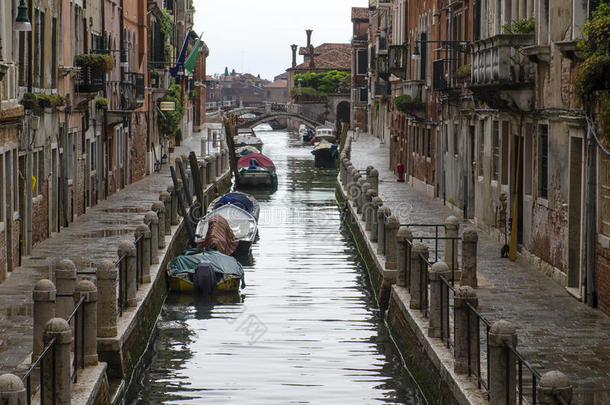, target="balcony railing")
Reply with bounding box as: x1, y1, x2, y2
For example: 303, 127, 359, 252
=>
471, 34, 535, 87
376, 35, 388, 54
377, 54, 390, 79
403, 80, 426, 103
374, 80, 390, 97
389, 45, 407, 79
107, 72, 145, 111
75, 67, 105, 93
